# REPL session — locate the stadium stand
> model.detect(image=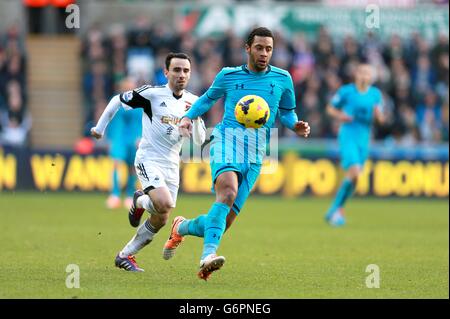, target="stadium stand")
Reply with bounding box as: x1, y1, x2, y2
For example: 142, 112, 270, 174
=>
81, 21, 449, 144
